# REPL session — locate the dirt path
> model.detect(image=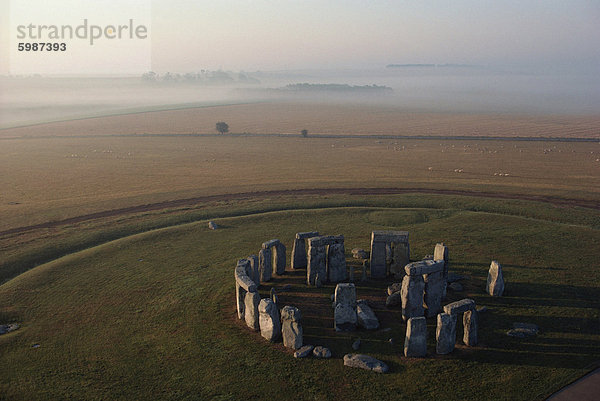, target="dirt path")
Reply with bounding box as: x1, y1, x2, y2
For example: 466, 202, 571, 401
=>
2, 187, 599, 237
